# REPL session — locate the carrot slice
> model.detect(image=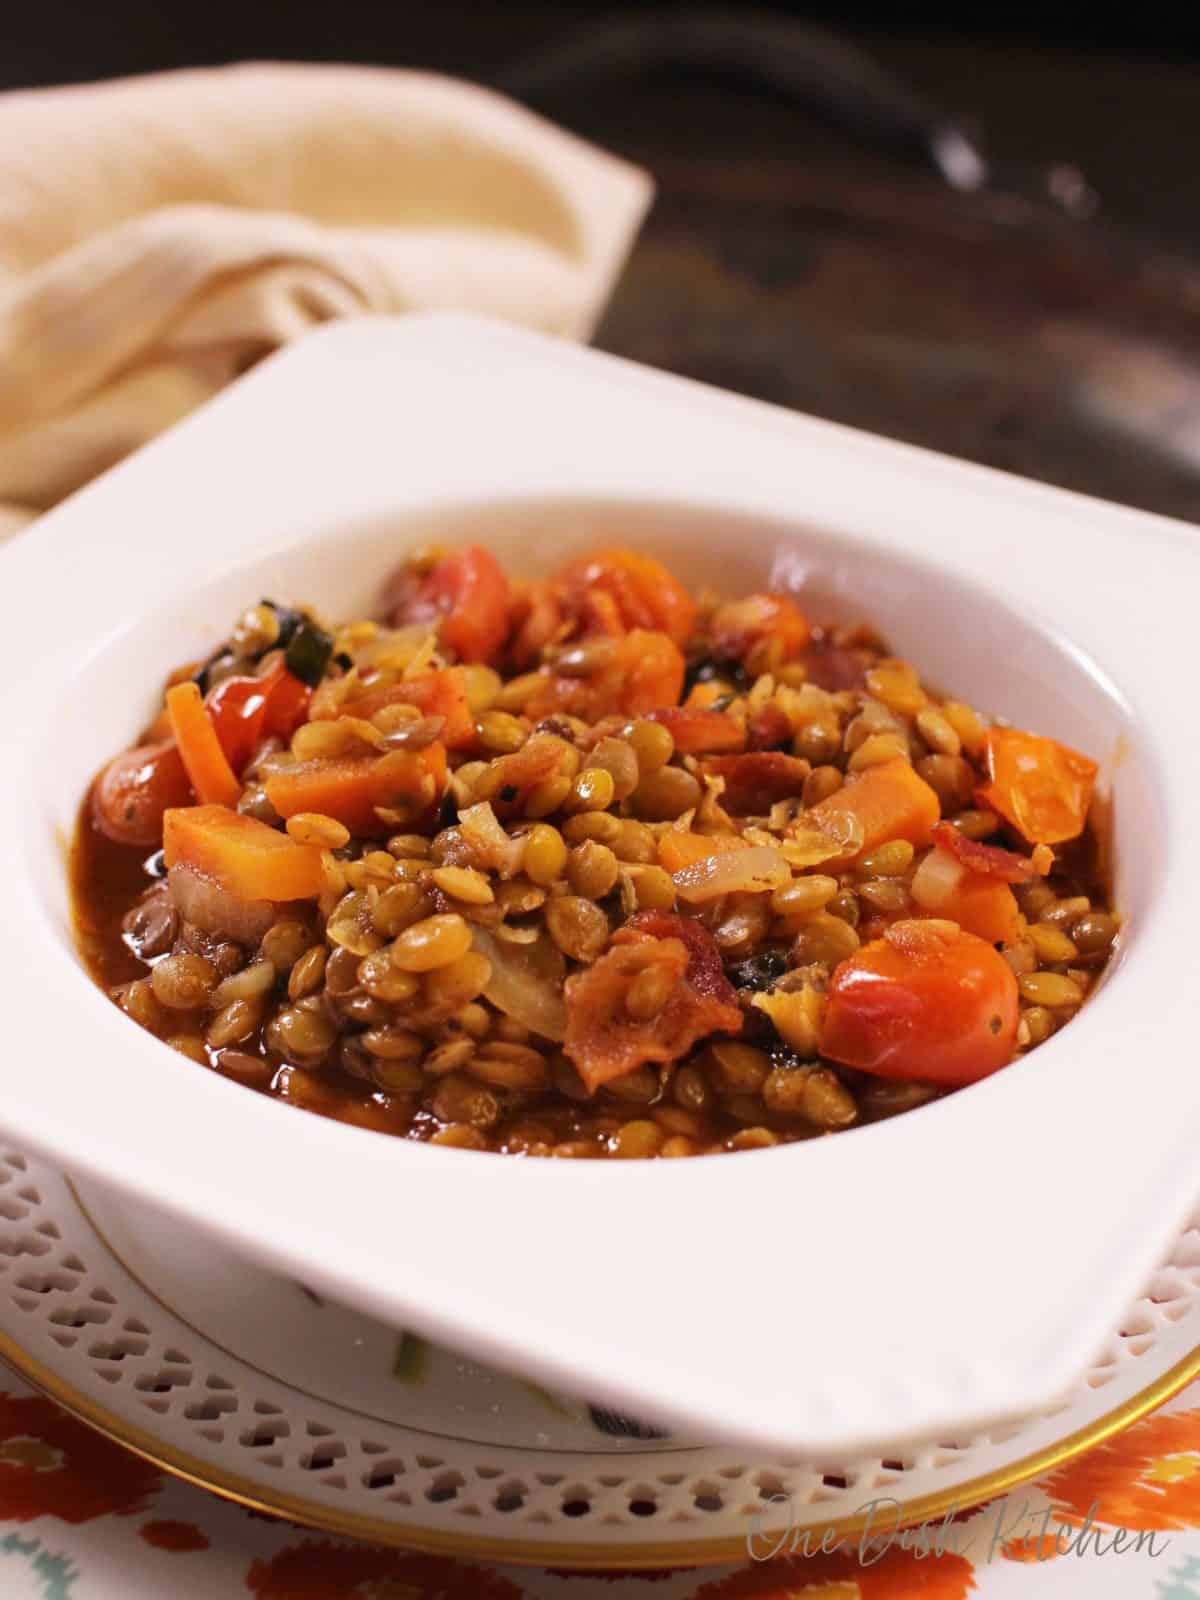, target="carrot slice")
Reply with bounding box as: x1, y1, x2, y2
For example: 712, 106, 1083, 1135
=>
523, 629, 686, 723
265, 745, 447, 835
807, 757, 940, 859
163, 805, 323, 901
911, 845, 1023, 944
508, 577, 565, 669
657, 831, 749, 874
165, 681, 241, 808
